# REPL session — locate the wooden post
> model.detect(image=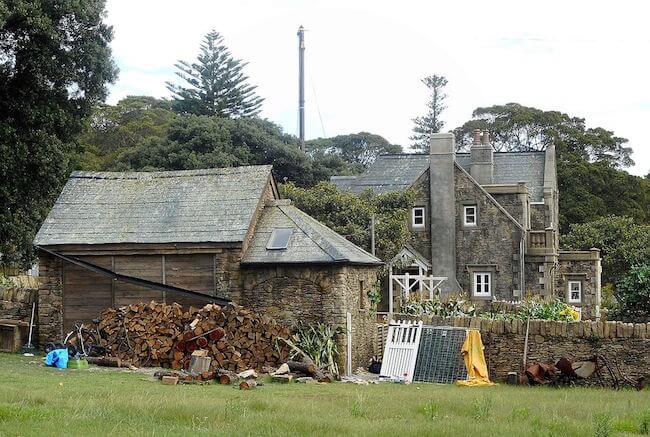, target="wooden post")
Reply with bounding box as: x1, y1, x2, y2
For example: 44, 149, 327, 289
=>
346, 312, 352, 377
389, 265, 394, 314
